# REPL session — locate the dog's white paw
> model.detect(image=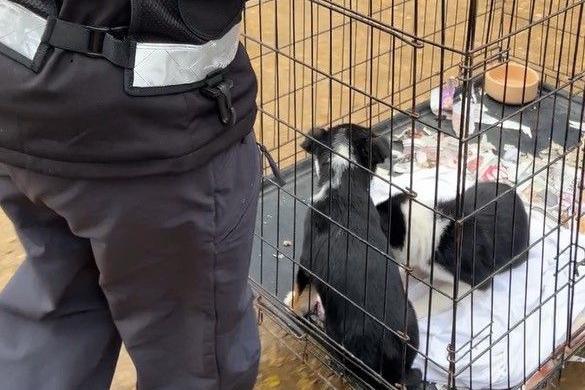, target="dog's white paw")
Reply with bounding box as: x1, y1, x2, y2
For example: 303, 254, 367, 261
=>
284, 291, 294, 307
